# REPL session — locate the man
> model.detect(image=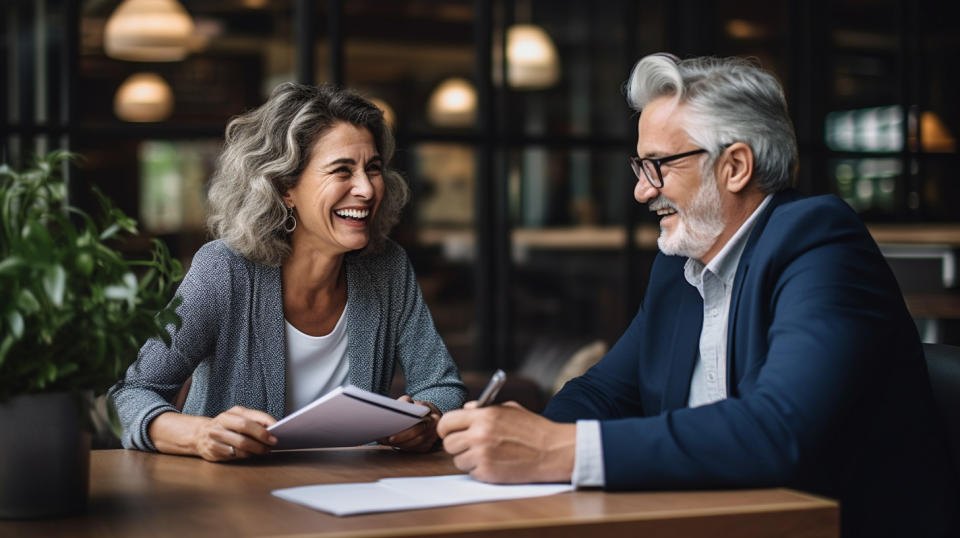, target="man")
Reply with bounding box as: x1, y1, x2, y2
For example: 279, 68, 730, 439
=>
437, 53, 959, 537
